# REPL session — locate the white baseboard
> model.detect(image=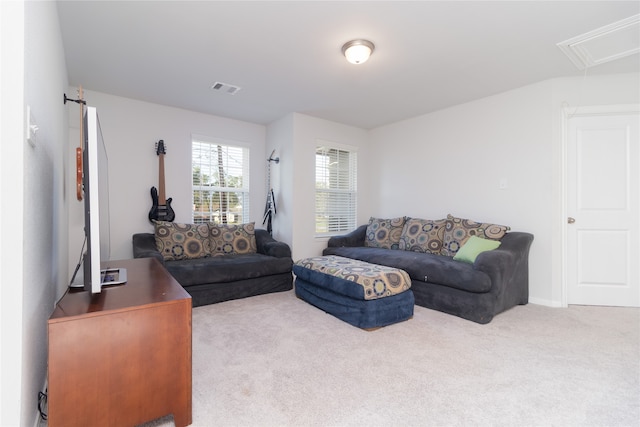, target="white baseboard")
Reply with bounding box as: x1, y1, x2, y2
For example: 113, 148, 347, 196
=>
528, 297, 564, 308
